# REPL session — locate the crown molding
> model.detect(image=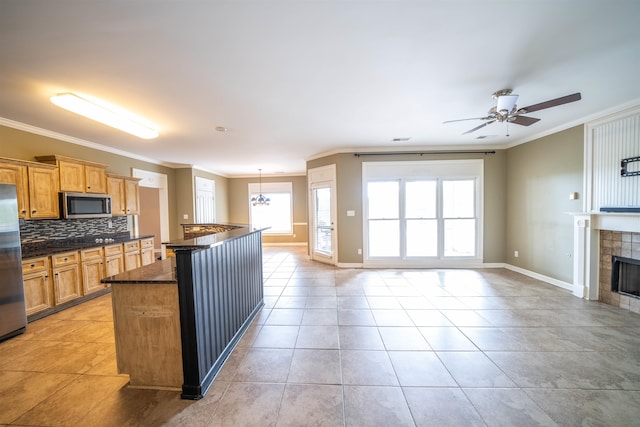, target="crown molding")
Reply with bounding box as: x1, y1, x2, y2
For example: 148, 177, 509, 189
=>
0, 116, 184, 168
